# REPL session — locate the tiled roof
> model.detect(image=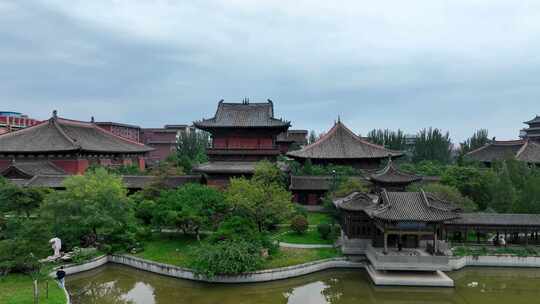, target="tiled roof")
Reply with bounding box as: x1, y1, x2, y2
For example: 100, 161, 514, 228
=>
0, 115, 153, 154
524, 115, 540, 125
193, 161, 288, 174
23, 175, 200, 189
466, 139, 540, 164
370, 159, 422, 184
333, 191, 378, 211
193, 101, 290, 129
193, 161, 258, 174
287, 121, 403, 160
290, 175, 332, 190
0, 160, 66, 178
372, 190, 459, 222
448, 213, 540, 227
276, 130, 308, 143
